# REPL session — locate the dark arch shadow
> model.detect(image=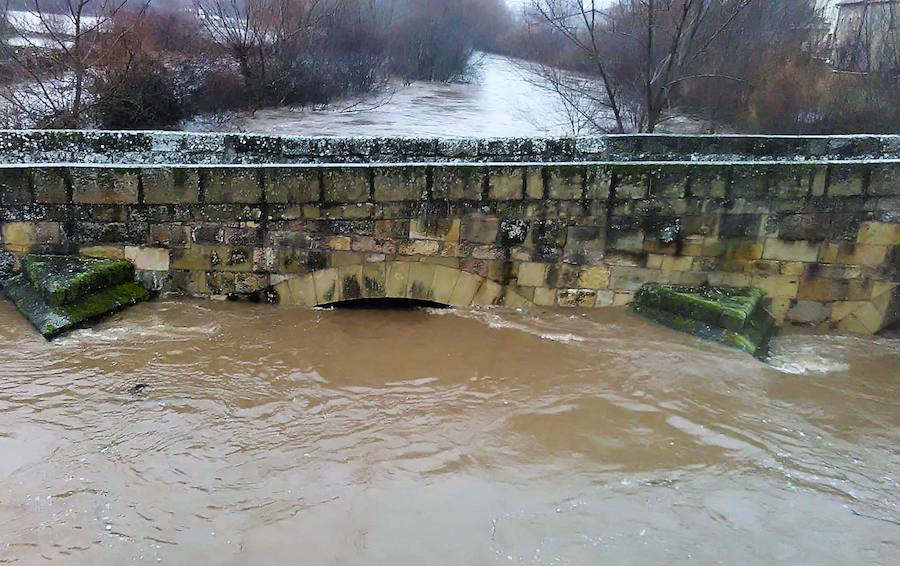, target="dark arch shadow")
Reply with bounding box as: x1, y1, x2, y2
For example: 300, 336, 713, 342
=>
323, 298, 451, 310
